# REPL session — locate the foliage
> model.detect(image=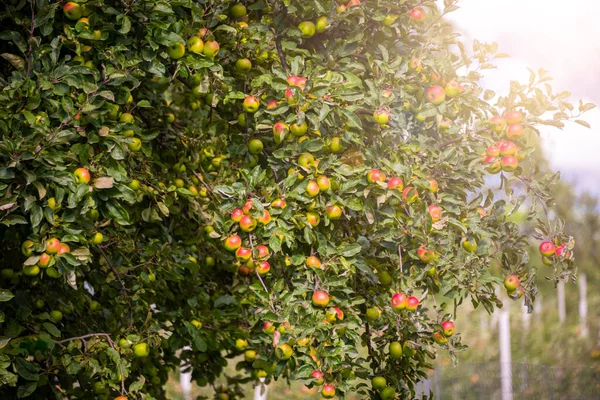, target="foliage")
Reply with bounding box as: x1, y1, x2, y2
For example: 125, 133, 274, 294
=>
0, 0, 594, 398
